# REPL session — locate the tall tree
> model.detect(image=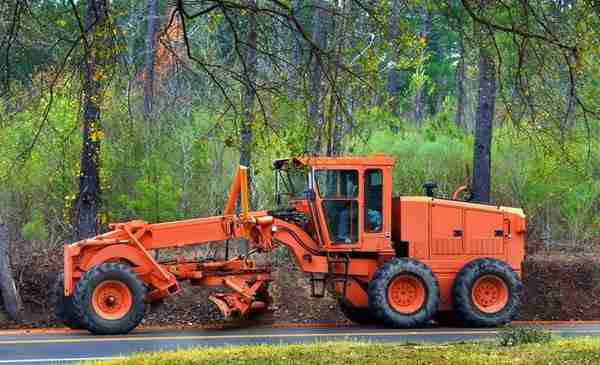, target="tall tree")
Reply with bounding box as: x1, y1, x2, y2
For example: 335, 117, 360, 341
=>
74, 0, 113, 240
307, 0, 328, 154
288, 0, 303, 100
455, 23, 466, 128
387, 0, 403, 117
327, 0, 353, 156
237, 0, 257, 254
240, 0, 257, 171
471, 11, 496, 203
413, 6, 431, 123
0, 220, 21, 321
143, 0, 159, 119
